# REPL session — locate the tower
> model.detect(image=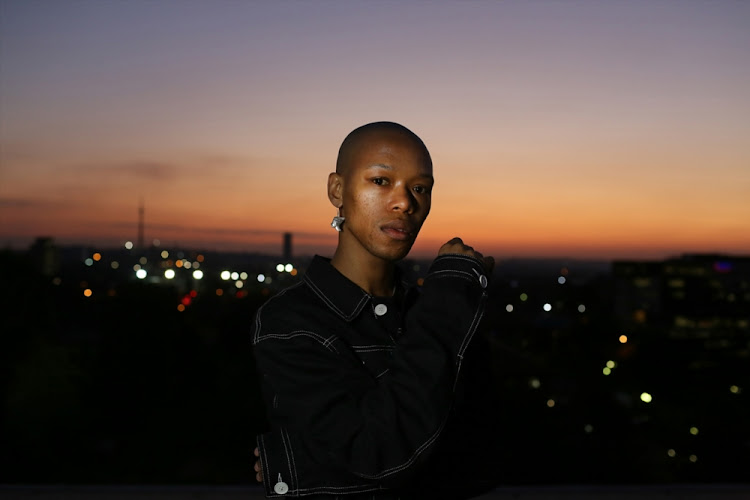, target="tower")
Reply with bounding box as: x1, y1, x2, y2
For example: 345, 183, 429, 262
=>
283, 232, 292, 261
138, 197, 145, 249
